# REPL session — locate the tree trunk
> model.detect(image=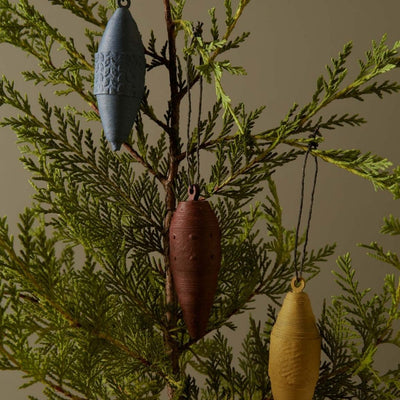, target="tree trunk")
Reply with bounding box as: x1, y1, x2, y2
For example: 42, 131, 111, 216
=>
162, 0, 184, 397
